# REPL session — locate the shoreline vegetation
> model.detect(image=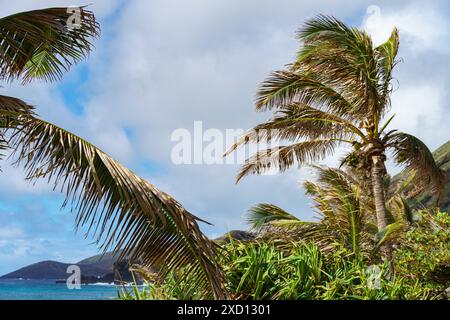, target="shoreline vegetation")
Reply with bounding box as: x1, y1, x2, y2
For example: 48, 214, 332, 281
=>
0, 7, 448, 301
